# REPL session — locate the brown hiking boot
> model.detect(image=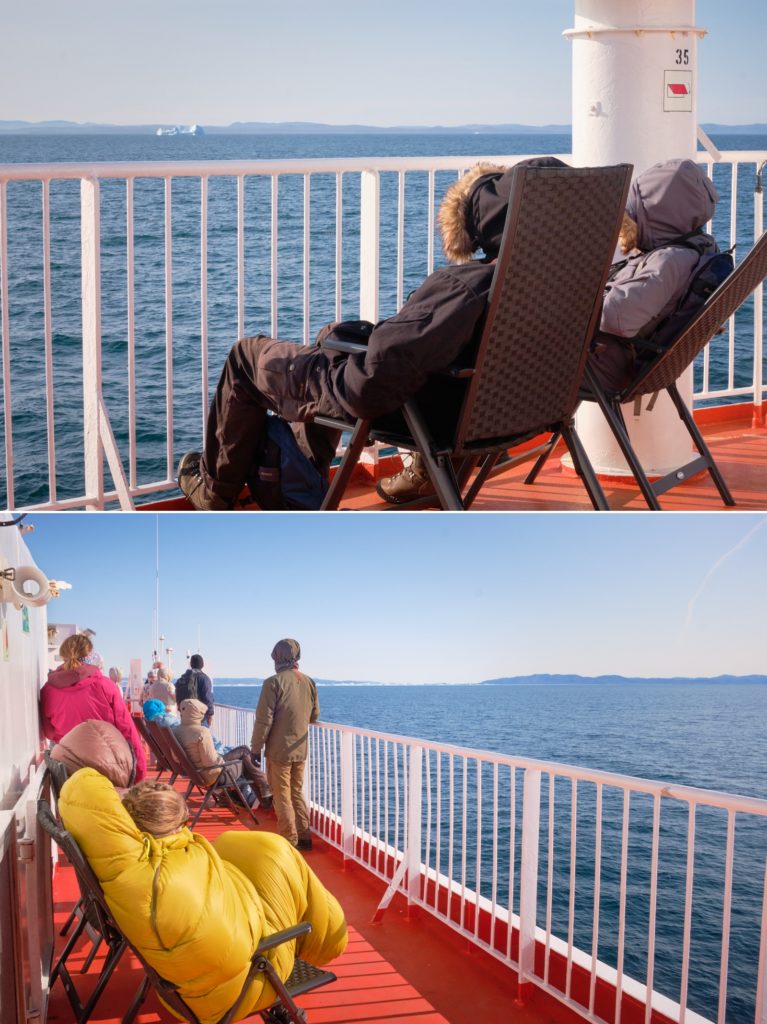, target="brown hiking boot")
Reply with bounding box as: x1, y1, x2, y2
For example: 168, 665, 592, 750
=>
376, 453, 435, 504
177, 452, 233, 511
